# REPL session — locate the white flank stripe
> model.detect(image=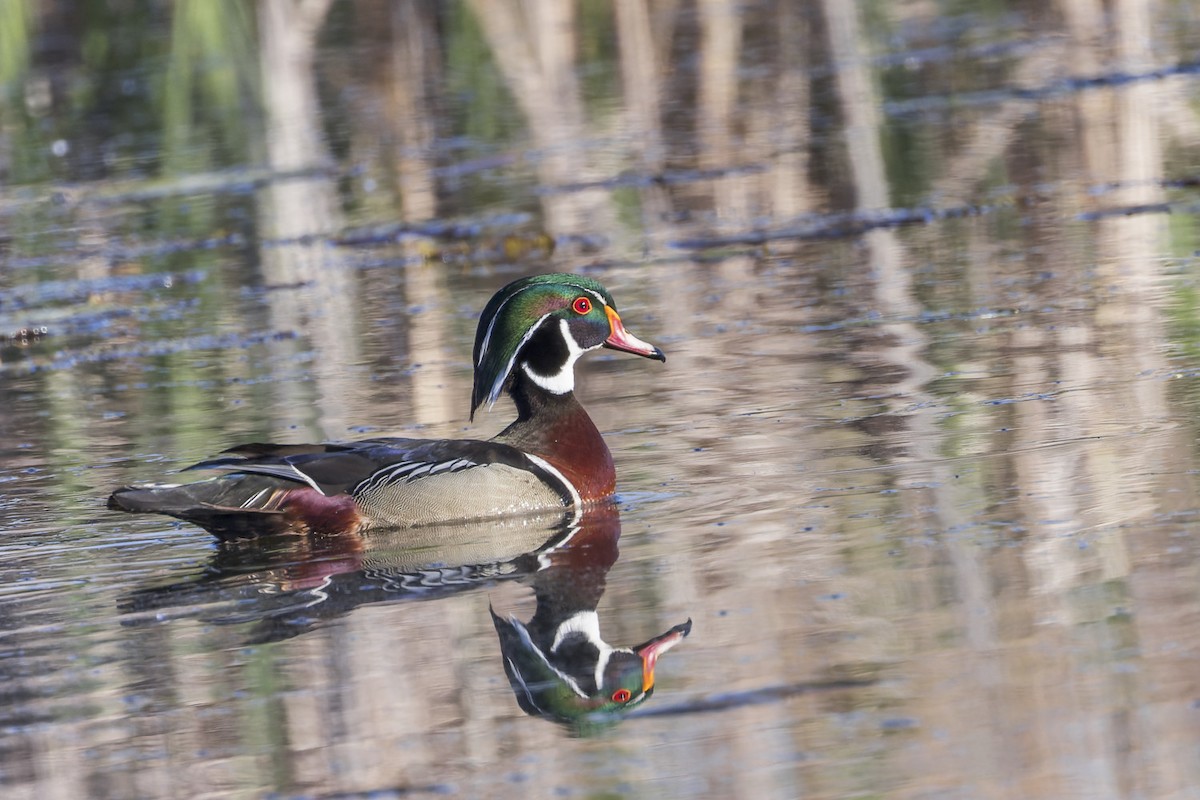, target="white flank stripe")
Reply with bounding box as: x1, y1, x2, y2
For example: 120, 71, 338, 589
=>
524, 452, 582, 512
289, 464, 324, 493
